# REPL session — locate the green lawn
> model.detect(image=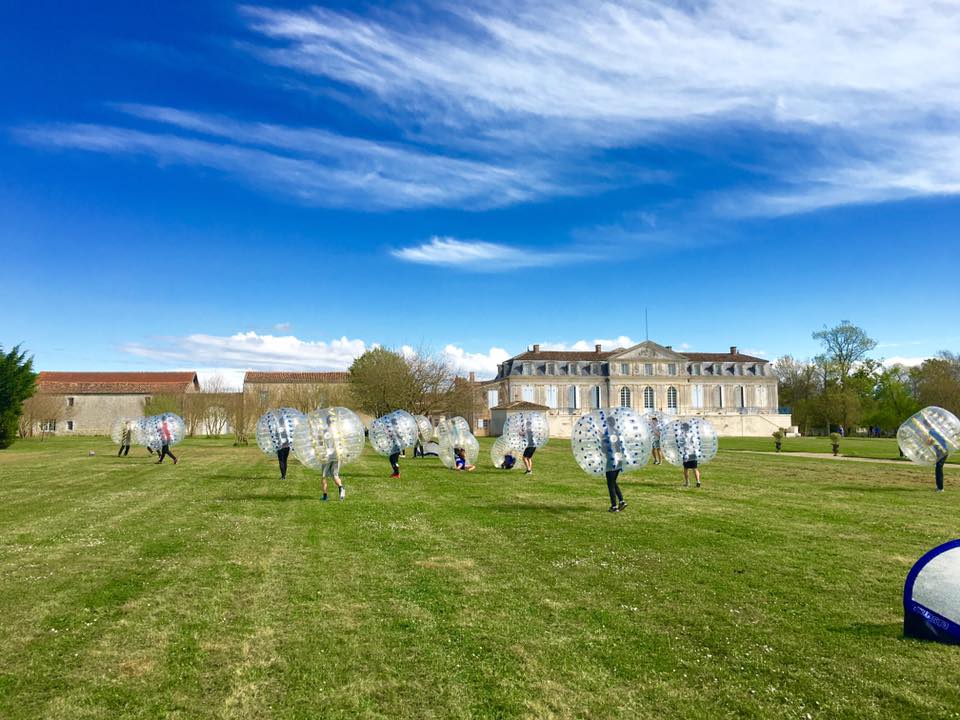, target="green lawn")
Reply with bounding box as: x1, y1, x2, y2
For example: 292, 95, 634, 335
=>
0, 436, 958, 719
722, 435, 960, 463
